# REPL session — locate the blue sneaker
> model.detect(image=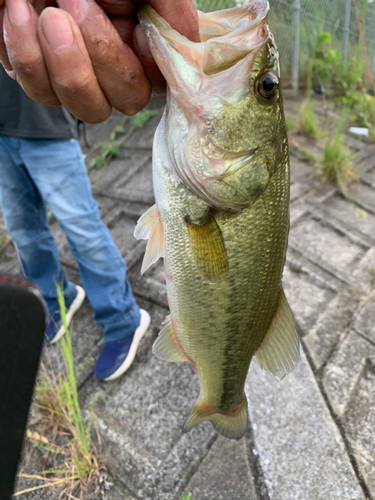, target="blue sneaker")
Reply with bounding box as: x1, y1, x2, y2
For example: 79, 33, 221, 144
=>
45, 285, 86, 344
94, 309, 151, 381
